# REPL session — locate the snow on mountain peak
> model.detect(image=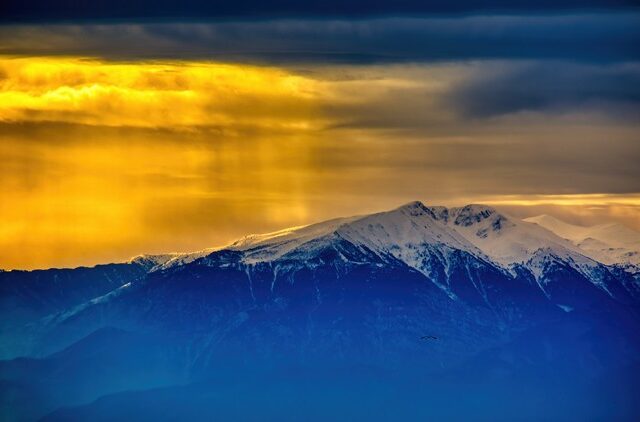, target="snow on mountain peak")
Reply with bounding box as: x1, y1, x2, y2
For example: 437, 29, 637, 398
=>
450, 204, 497, 227
129, 247, 222, 271
335, 201, 485, 259
425, 206, 595, 270
129, 254, 181, 269
228, 215, 359, 263
524, 214, 640, 266
396, 200, 429, 213
220, 201, 600, 279
127, 201, 627, 279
